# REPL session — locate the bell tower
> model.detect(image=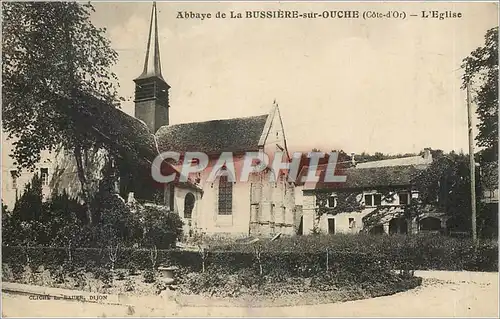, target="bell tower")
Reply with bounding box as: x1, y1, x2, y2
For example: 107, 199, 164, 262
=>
133, 2, 170, 133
